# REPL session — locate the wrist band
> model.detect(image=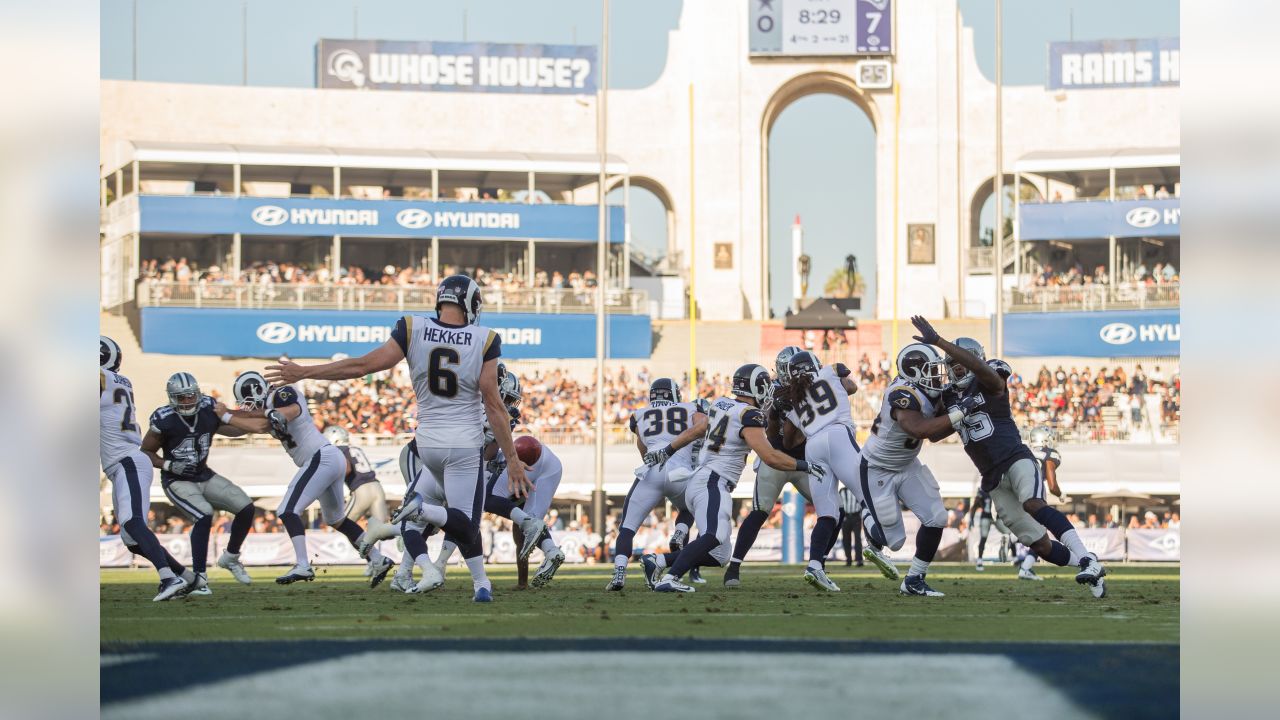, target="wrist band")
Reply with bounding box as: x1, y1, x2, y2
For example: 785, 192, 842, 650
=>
795, 459, 810, 473
162, 460, 172, 472
221, 412, 233, 424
